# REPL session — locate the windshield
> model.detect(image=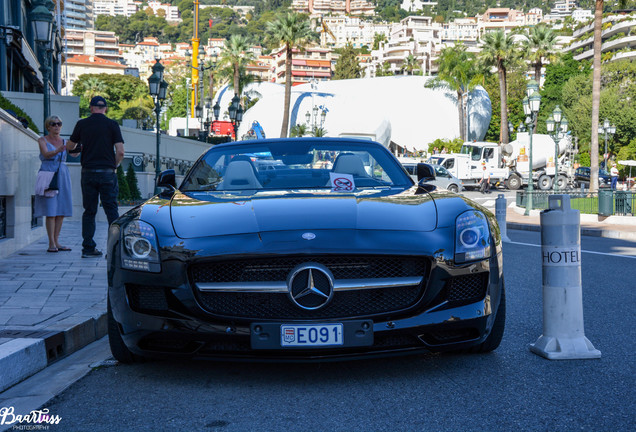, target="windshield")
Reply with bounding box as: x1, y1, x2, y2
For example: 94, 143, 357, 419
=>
180, 139, 412, 192
460, 145, 481, 161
